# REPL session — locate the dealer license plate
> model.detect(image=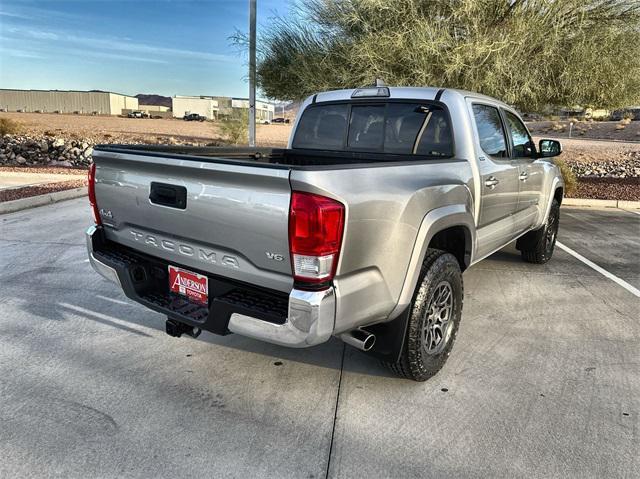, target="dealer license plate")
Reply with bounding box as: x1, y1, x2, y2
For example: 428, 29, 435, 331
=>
168, 265, 209, 305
